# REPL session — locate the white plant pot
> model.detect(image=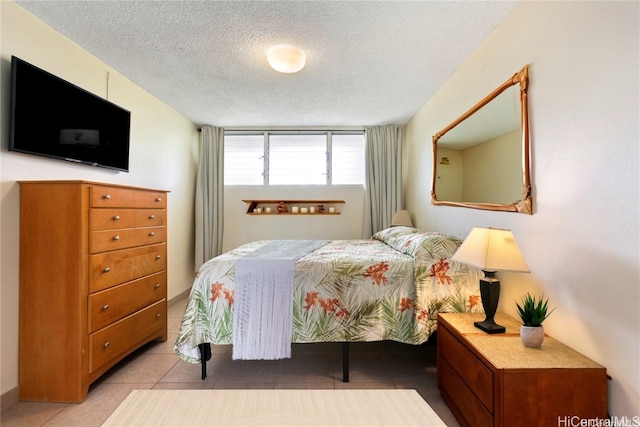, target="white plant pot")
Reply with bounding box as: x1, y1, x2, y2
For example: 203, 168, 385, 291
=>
520, 325, 544, 348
